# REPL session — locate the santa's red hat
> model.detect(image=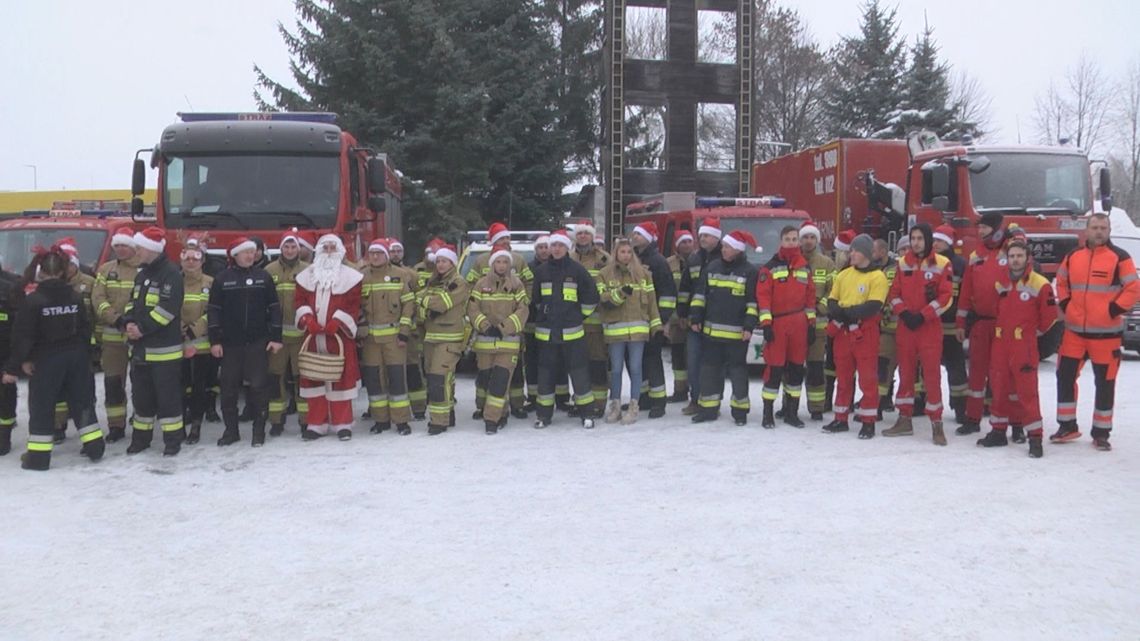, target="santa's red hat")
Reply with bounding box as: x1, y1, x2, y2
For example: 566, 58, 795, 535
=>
111, 228, 136, 248
722, 230, 759, 253
674, 230, 694, 247
573, 219, 596, 237
534, 234, 550, 247
367, 238, 389, 255
834, 230, 855, 252
632, 221, 658, 244
799, 220, 821, 240
280, 227, 303, 249
296, 230, 316, 252
133, 227, 166, 253
488, 222, 511, 245
549, 229, 574, 249
698, 217, 722, 239
388, 239, 404, 251
490, 244, 513, 265
933, 225, 955, 246
229, 236, 257, 257
434, 244, 458, 266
